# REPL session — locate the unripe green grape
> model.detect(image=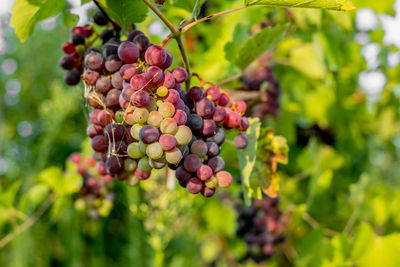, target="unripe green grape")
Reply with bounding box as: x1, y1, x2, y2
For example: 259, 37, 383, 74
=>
160, 118, 178, 134
138, 140, 148, 154
157, 86, 168, 97
147, 96, 157, 112
158, 102, 175, 118
205, 176, 218, 189
127, 142, 144, 159
124, 158, 138, 172
165, 148, 183, 164
115, 109, 125, 123
138, 156, 152, 172
130, 124, 143, 140
126, 175, 140, 186
146, 142, 163, 159
156, 100, 163, 107
147, 111, 163, 127
133, 108, 149, 123
174, 125, 192, 145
